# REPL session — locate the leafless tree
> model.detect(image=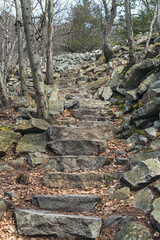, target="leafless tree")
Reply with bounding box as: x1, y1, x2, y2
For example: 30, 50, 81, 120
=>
20, 0, 49, 119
